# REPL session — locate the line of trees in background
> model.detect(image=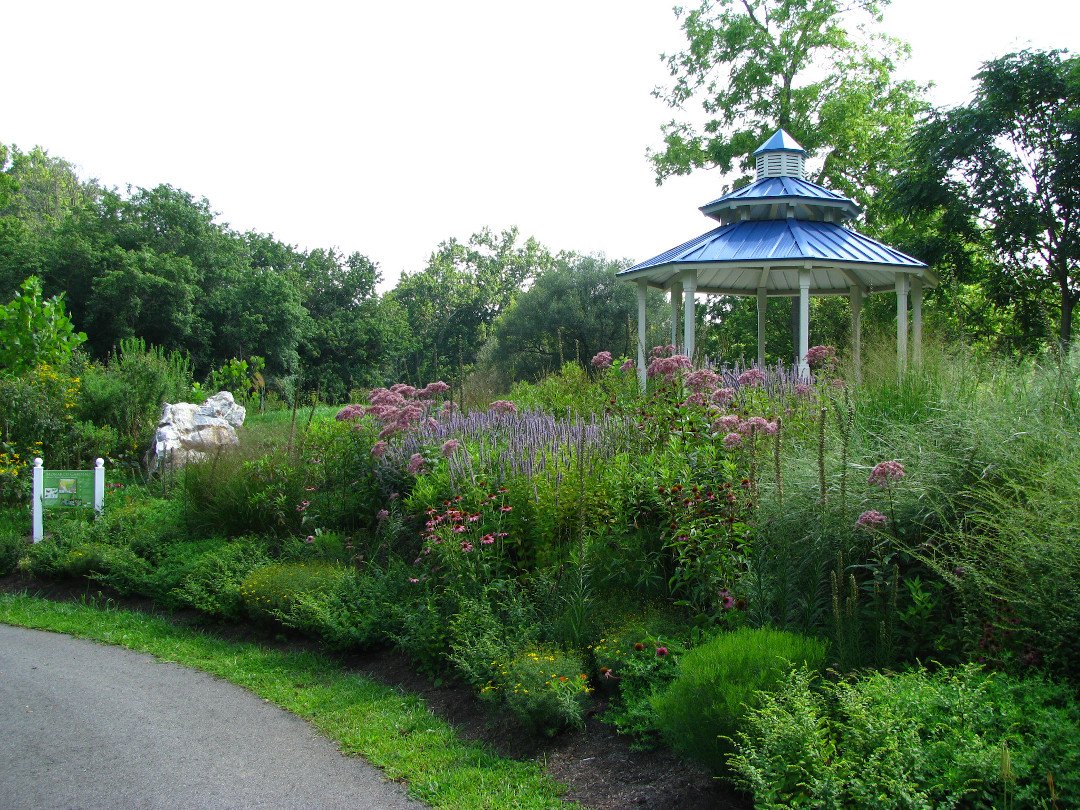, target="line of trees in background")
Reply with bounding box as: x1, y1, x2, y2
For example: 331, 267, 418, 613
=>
2, 1, 1077, 402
